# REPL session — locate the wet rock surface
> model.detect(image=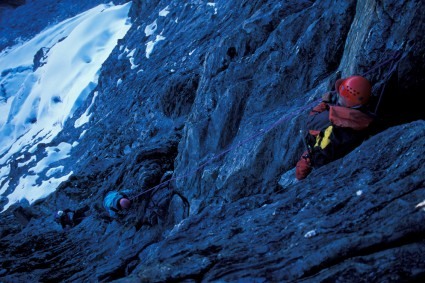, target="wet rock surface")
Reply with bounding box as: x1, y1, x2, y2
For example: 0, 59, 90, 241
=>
1, 0, 425, 282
